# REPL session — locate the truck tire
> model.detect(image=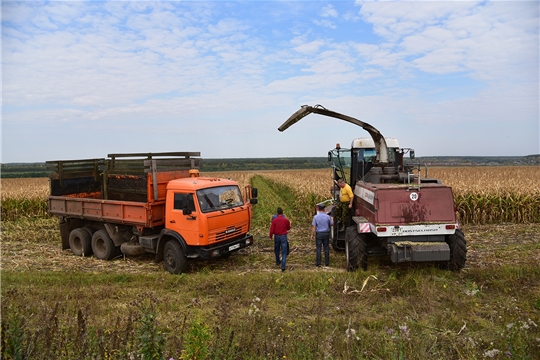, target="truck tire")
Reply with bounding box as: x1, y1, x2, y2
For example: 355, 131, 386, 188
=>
445, 229, 467, 271
69, 228, 92, 257
345, 226, 359, 271
91, 230, 117, 260
163, 241, 188, 274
